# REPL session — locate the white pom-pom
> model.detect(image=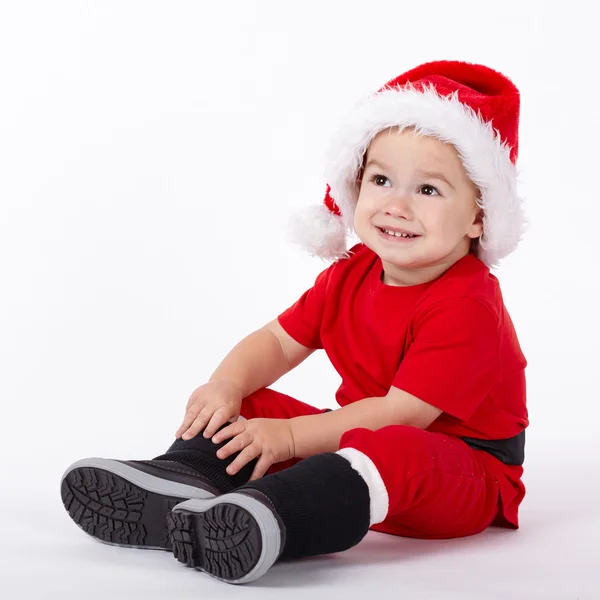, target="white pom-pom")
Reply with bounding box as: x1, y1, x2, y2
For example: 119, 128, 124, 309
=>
286, 204, 349, 261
